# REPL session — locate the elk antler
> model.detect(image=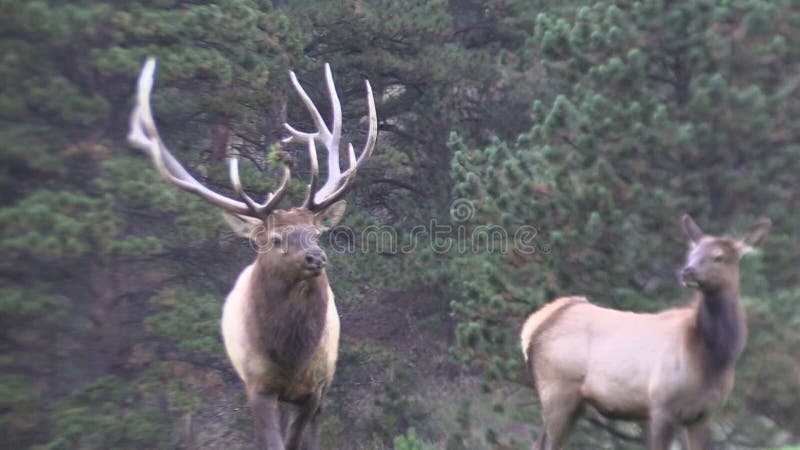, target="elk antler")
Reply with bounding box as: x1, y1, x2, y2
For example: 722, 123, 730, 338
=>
282, 63, 377, 212
127, 57, 290, 219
